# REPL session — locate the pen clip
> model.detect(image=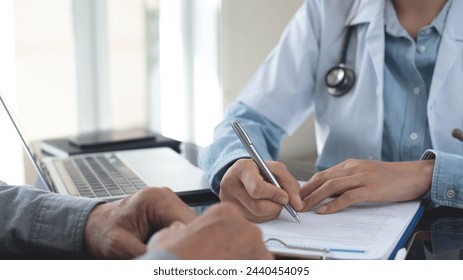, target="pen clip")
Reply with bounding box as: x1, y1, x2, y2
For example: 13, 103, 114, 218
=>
231, 121, 280, 185
231, 120, 253, 146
